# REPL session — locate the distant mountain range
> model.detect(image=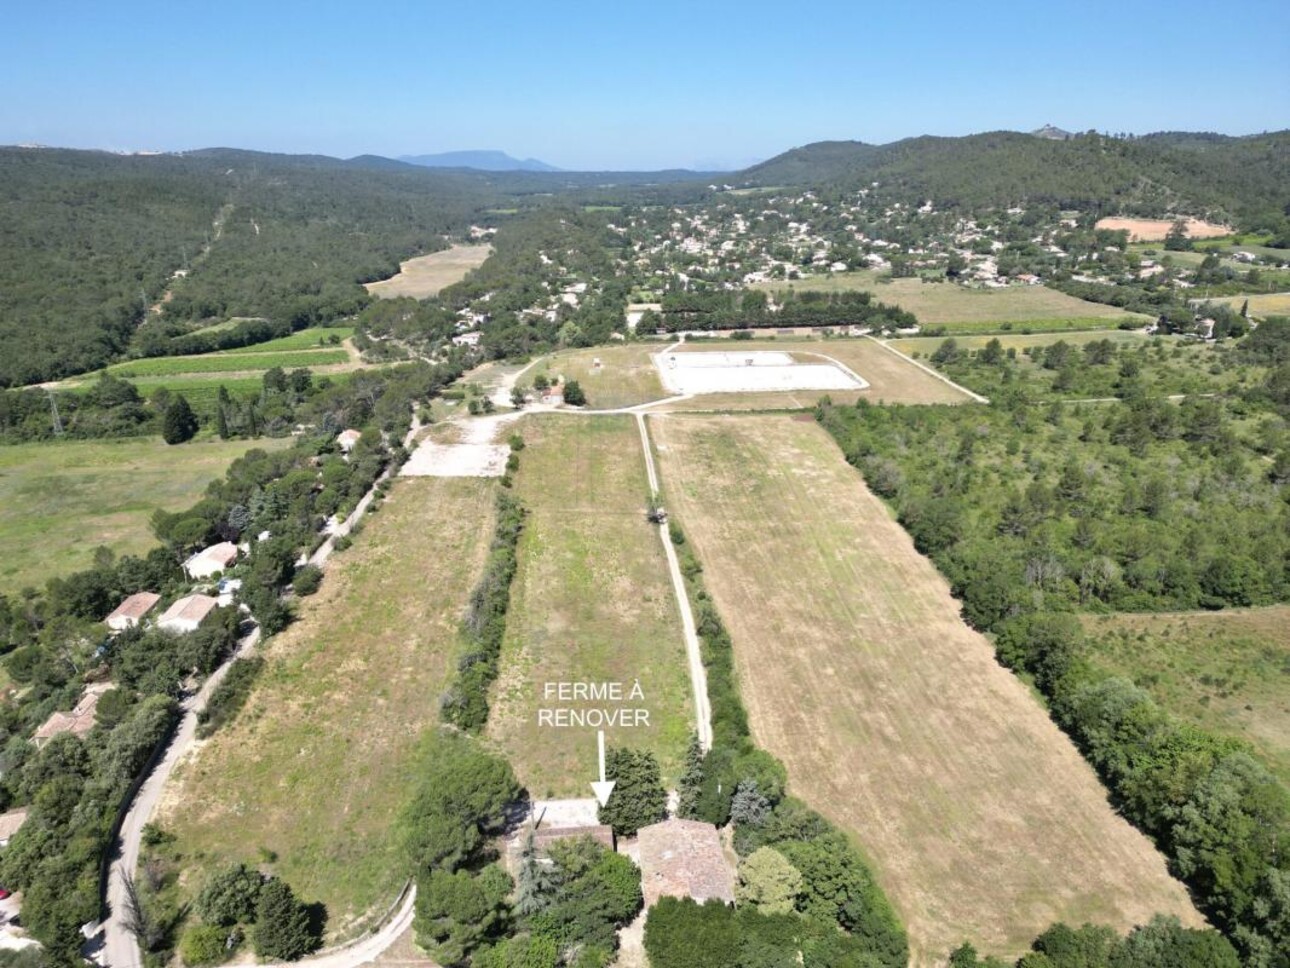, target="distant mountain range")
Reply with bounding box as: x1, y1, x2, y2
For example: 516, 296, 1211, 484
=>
398, 150, 560, 172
